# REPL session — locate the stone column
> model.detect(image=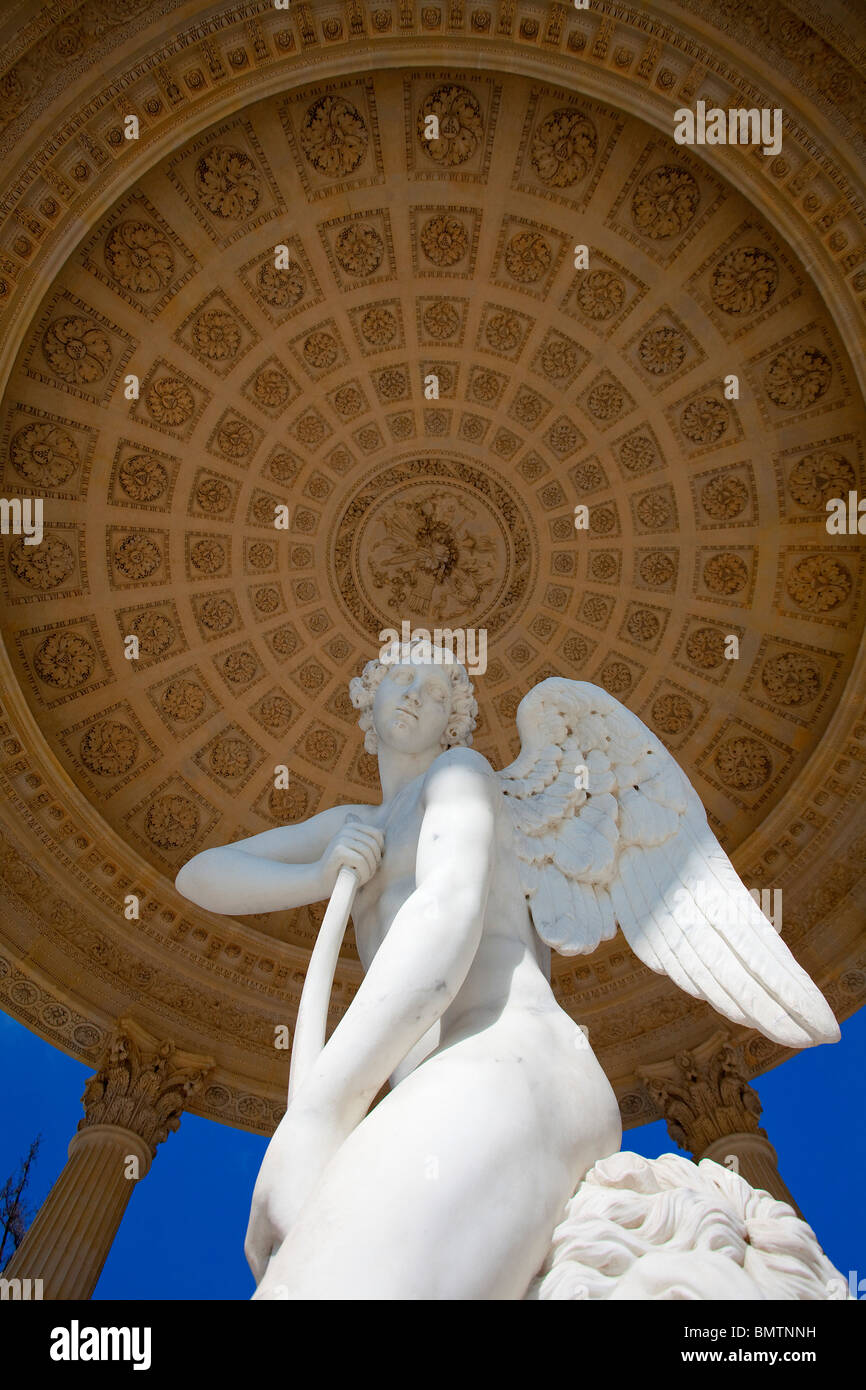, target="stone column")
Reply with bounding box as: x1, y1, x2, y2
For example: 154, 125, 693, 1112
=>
640, 1032, 804, 1218
4, 1017, 213, 1299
